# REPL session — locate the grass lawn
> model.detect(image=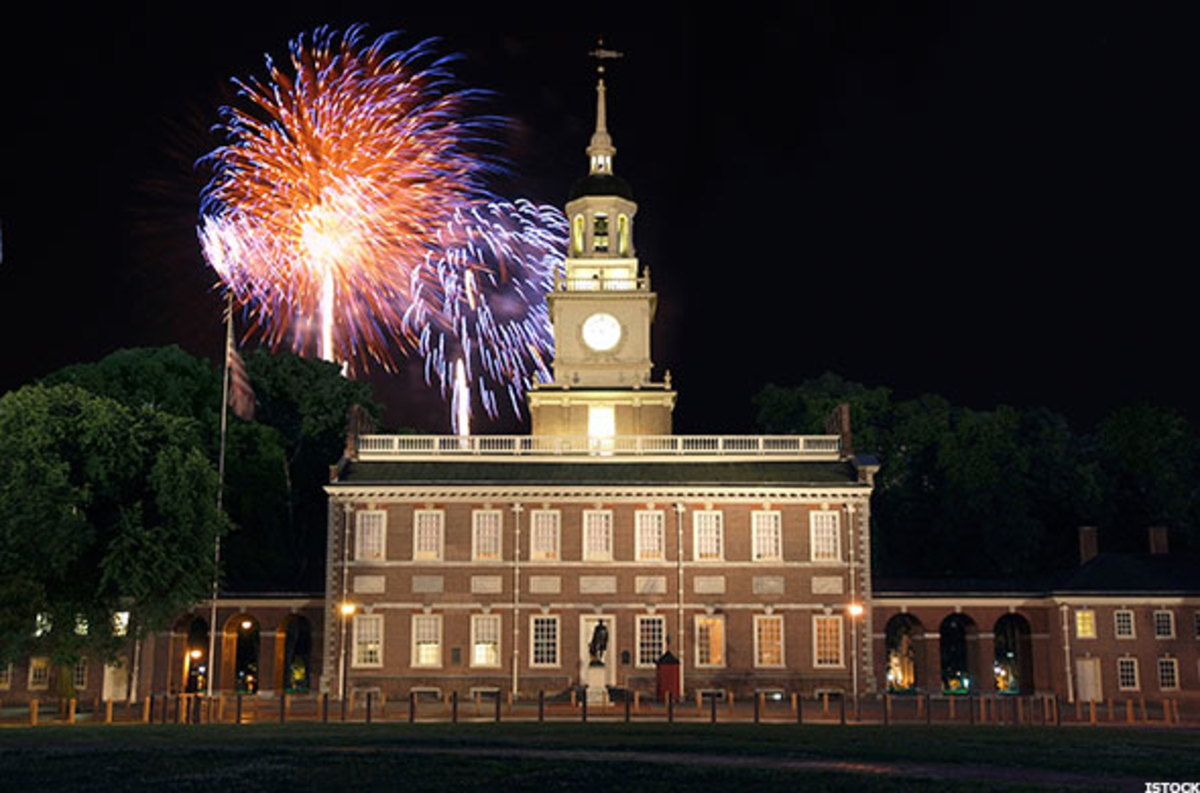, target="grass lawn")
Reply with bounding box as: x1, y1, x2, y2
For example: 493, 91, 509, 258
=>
0, 722, 1194, 791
